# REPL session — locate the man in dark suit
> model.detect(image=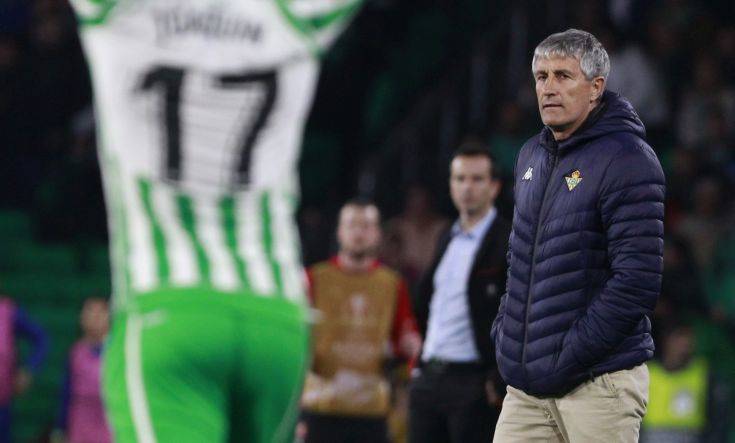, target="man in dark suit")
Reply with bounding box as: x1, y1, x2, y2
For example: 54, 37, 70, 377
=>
409, 143, 510, 443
